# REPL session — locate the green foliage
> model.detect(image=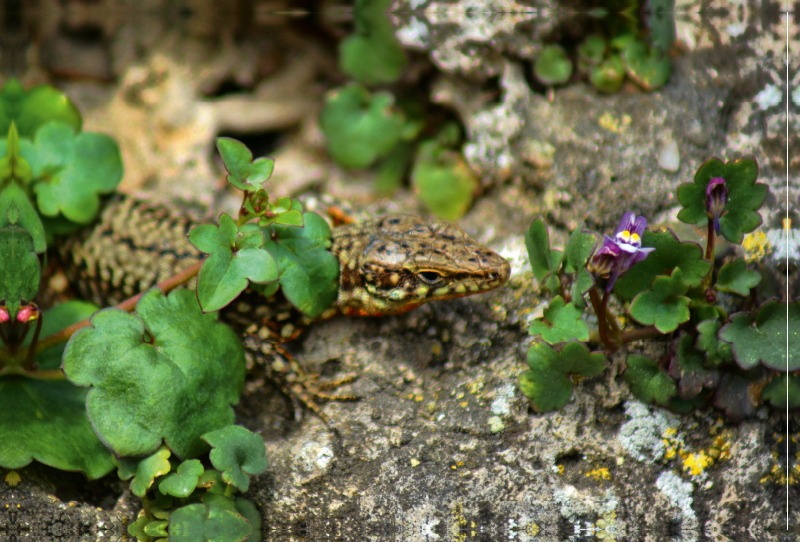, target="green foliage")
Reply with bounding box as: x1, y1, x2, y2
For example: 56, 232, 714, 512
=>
534, 45, 573, 86
528, 296, 590, 344
716, 258, 761, 296
159, 459, 205, 498
320, 84, 407, 170
695, 319, 733, 367
623, 355, 677, 406
27, 122, 123, 224
410, 124, 478, 221
669, 333, 719, 399
340, 0, 407, 85
613, 229, 710, 301
63, 289, 246, 458
762, 374, 800, 409
620, 39, 671, 91
519, 342, 605, 411
0, 183, 45, 253
629, 268, 691, 333
720, 300, 800, 371
677, 156, 766, 244
0, 80, 81, 138
203, 425, 269, 492
0, 225, 40, 318
189, 213, 279, 313
0, 301, 114, 478
167, 501, 253, 542
518, 155, 784, 420
259, 211, 339, 318
117, 446, 173, 497
216, 137, 275, 192
589, 55, 626, 93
